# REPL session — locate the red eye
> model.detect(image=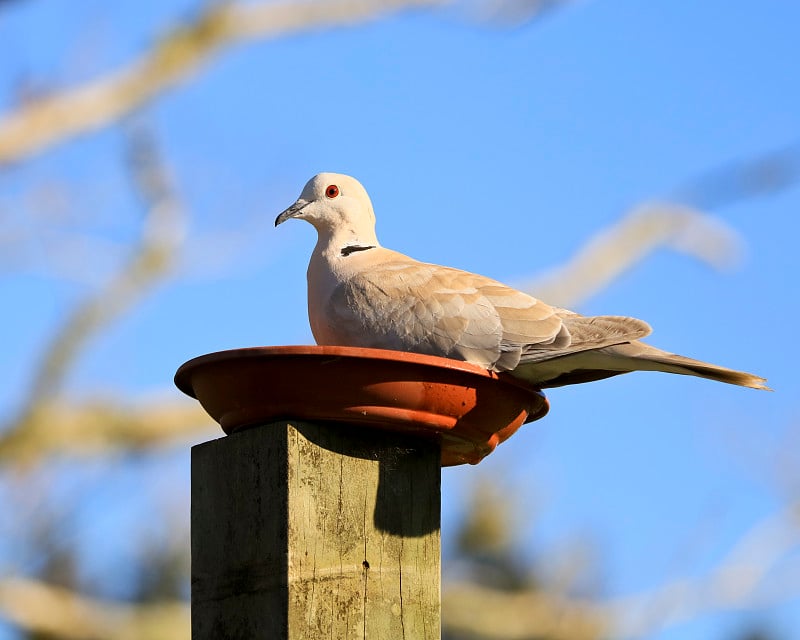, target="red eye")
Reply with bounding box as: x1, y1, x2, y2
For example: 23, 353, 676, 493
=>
325, 184, 340, 198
